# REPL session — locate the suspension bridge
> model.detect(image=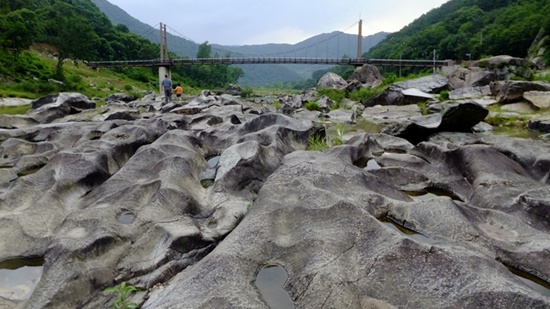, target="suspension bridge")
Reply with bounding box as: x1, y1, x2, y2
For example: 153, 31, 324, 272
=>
85, 20, 453, 91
